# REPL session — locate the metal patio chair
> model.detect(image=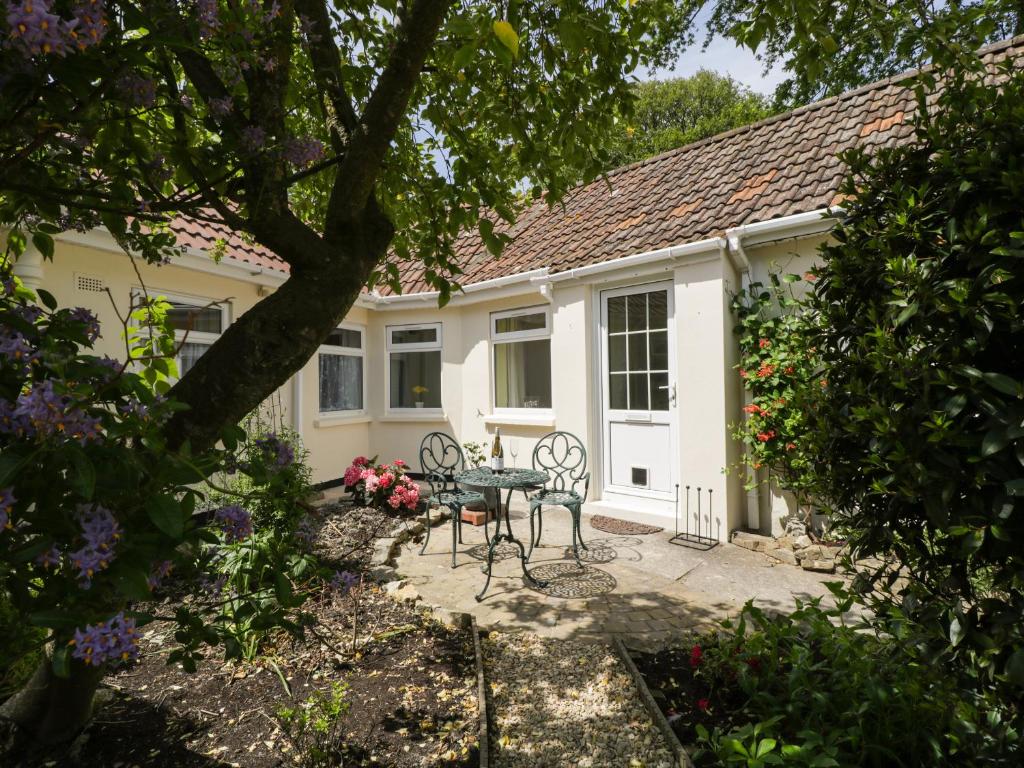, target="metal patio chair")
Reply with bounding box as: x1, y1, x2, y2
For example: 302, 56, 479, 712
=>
418, 432, 488, 568
527, 431, 590, 567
